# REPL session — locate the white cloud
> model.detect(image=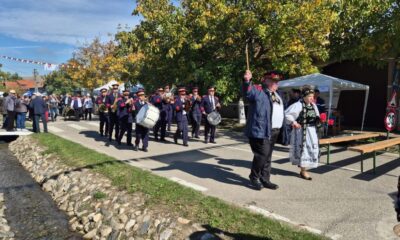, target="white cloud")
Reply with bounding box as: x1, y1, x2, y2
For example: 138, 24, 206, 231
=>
0, 0, 138, 45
